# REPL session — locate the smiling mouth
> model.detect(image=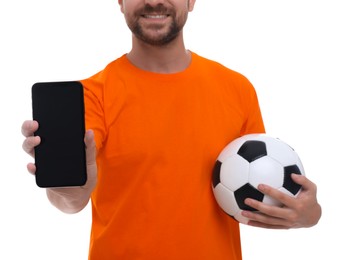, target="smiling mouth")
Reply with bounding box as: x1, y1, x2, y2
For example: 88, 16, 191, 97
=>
142, 14, 169, 19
